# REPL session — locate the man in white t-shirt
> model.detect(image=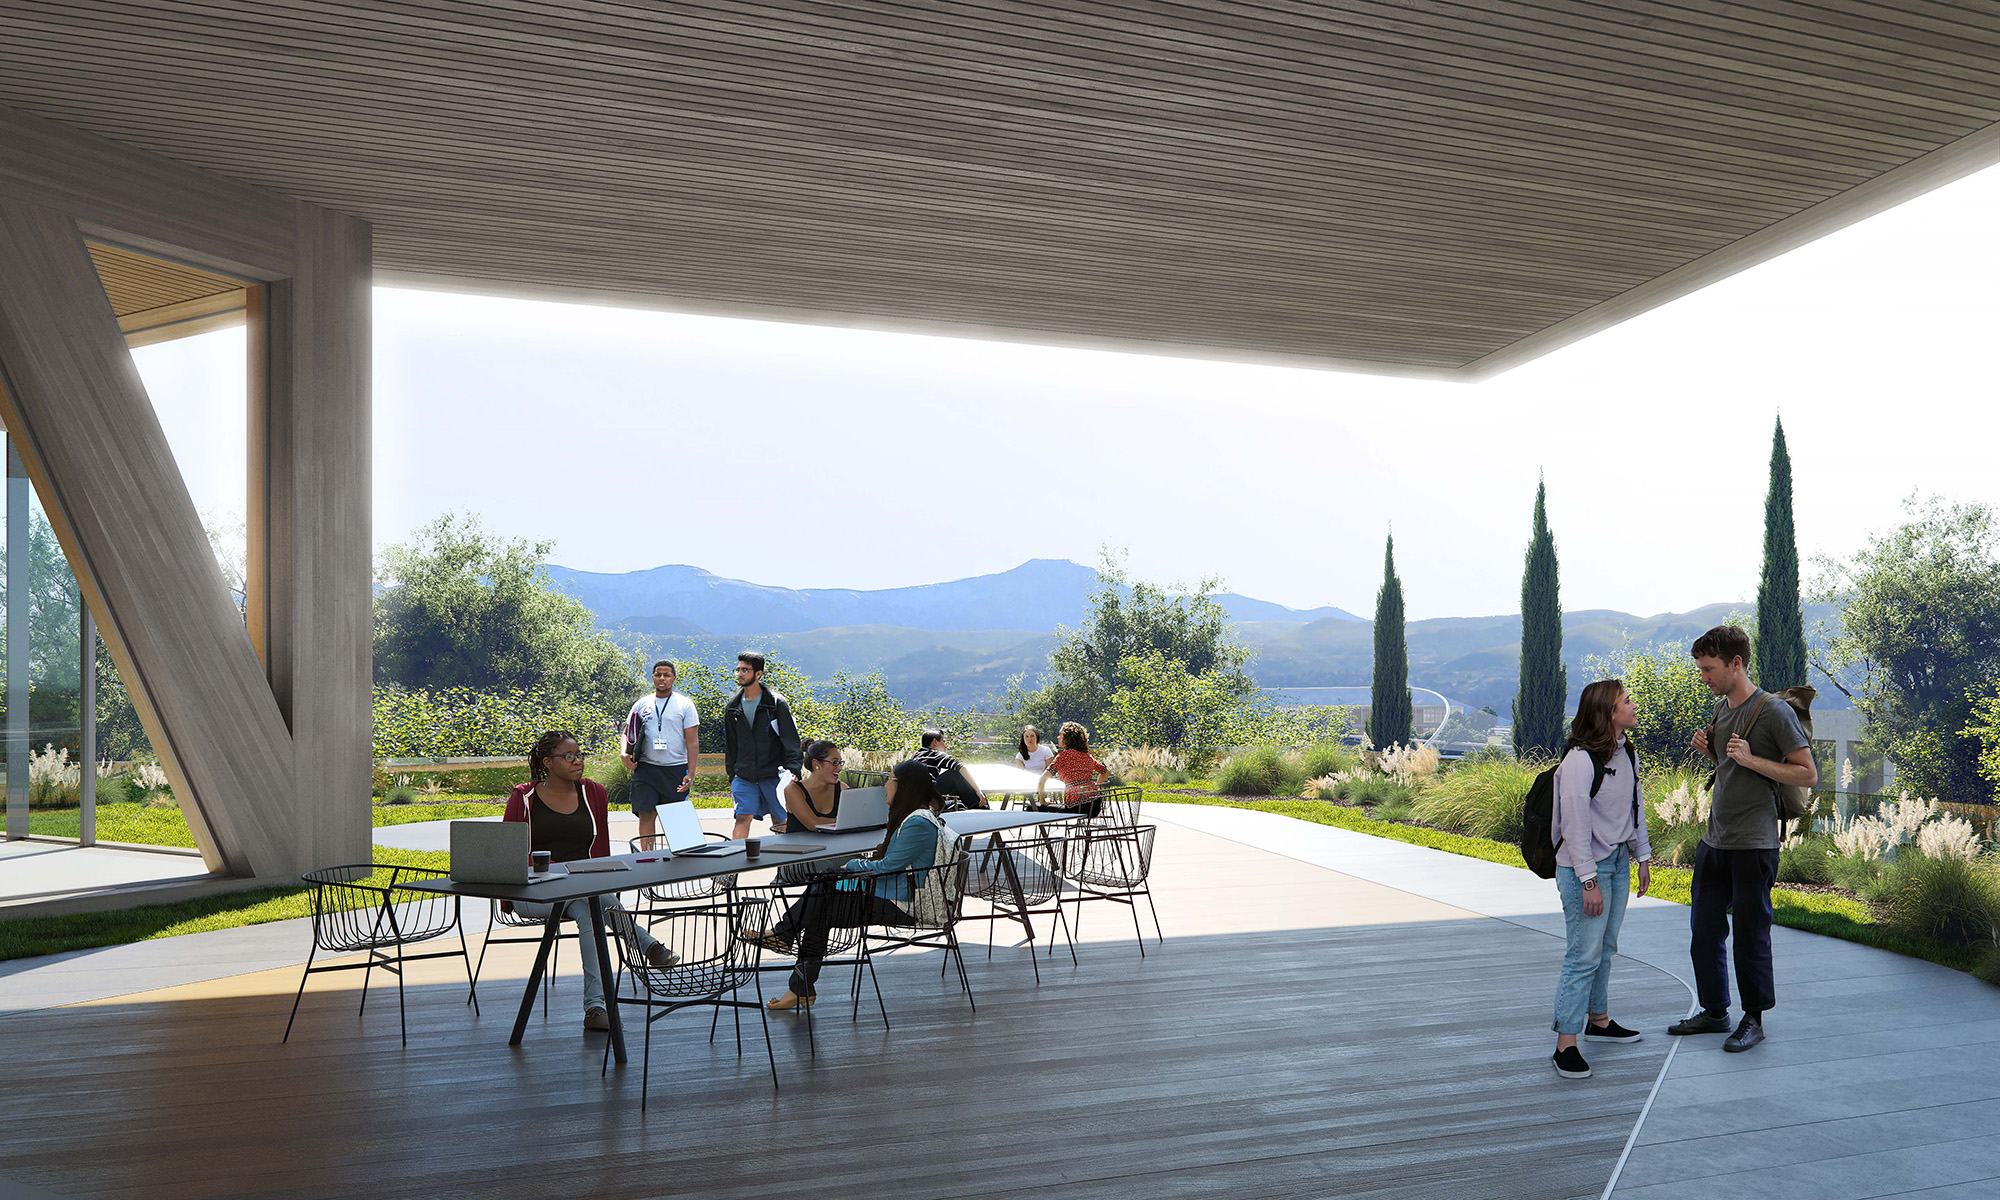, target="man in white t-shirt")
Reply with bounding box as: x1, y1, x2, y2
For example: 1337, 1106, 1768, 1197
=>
620, 660, 701, 843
